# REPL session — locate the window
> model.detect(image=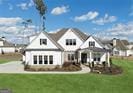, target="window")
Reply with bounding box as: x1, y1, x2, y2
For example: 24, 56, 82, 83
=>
40, 39, 47, 45
89, 41, 95, 47
44, 55, 48, 64
73, 39, 76, 45
93, 53, 100, 61
33, 55, 37, 64
66, 39, 76, 45
49, 55, 53, 64
66, 39, 69, 45
68, 54, 75, 61
39, 55, 42, 64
